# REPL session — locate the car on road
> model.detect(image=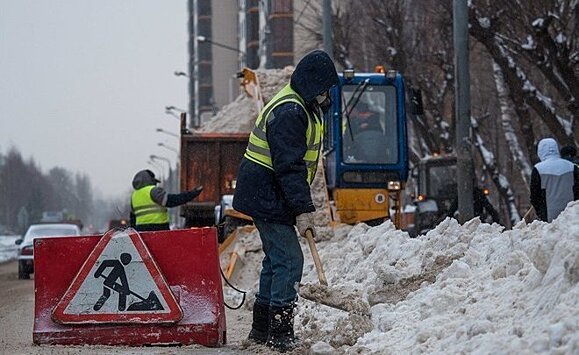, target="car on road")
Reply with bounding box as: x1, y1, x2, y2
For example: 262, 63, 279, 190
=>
15, 223, 81, 279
